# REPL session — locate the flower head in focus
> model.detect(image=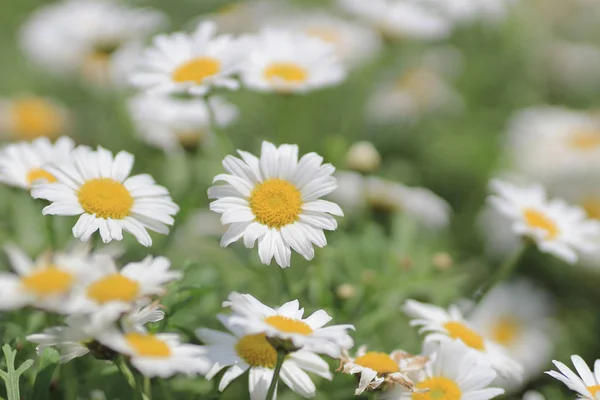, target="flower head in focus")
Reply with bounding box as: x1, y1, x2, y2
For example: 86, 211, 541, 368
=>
546, 355, 600, 400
